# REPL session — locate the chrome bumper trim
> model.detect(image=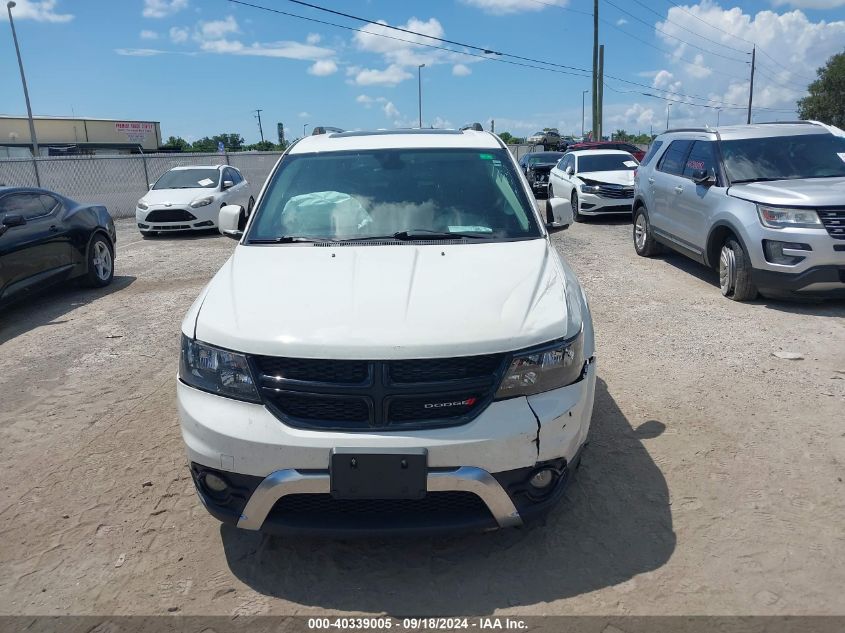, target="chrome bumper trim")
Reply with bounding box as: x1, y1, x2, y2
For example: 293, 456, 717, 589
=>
237, 466, 522, 531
